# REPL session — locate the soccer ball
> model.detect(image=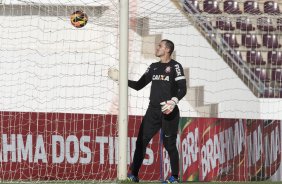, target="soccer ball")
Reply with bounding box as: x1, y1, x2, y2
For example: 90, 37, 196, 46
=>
70, 11, 88, 28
